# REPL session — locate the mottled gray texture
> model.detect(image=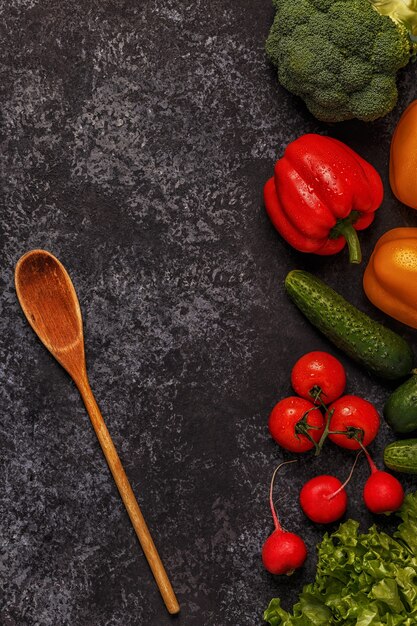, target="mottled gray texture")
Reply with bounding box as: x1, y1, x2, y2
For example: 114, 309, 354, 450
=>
1, 1, 417, 625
